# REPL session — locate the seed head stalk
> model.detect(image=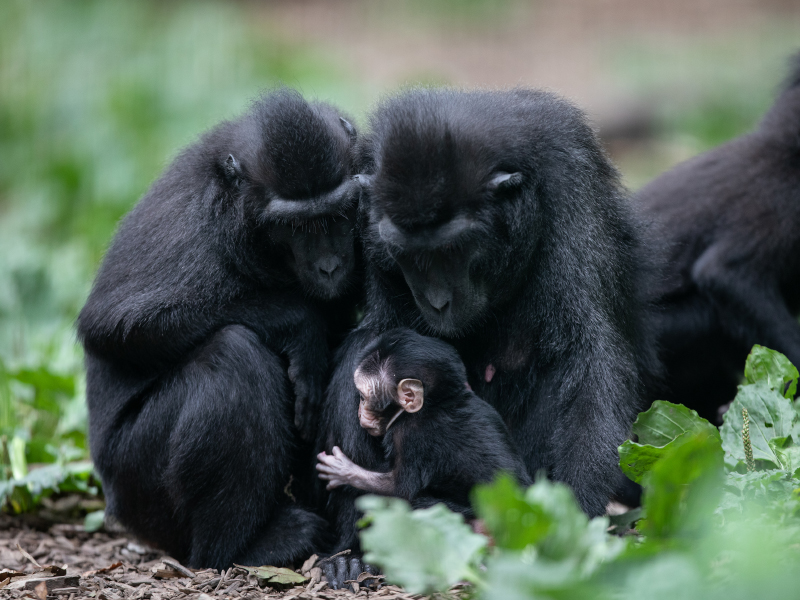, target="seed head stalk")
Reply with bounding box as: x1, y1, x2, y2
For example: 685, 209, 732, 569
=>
742, 408, 755, 472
